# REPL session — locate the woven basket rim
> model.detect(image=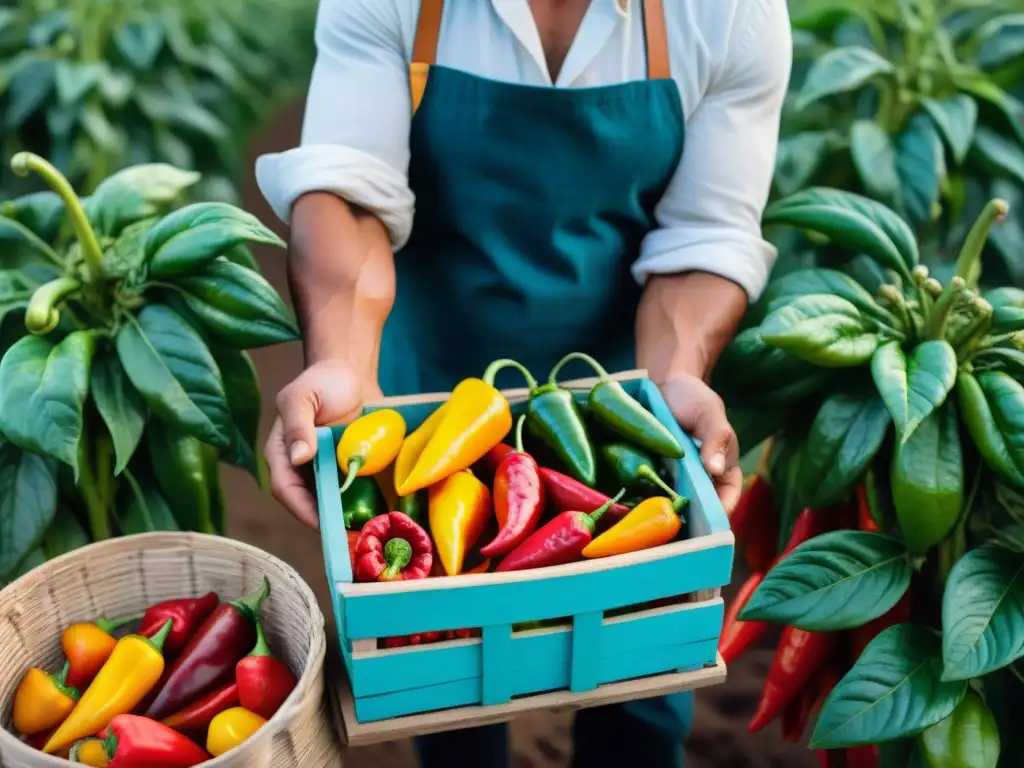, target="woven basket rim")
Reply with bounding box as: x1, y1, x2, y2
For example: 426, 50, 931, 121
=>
0, 532, 330, 767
